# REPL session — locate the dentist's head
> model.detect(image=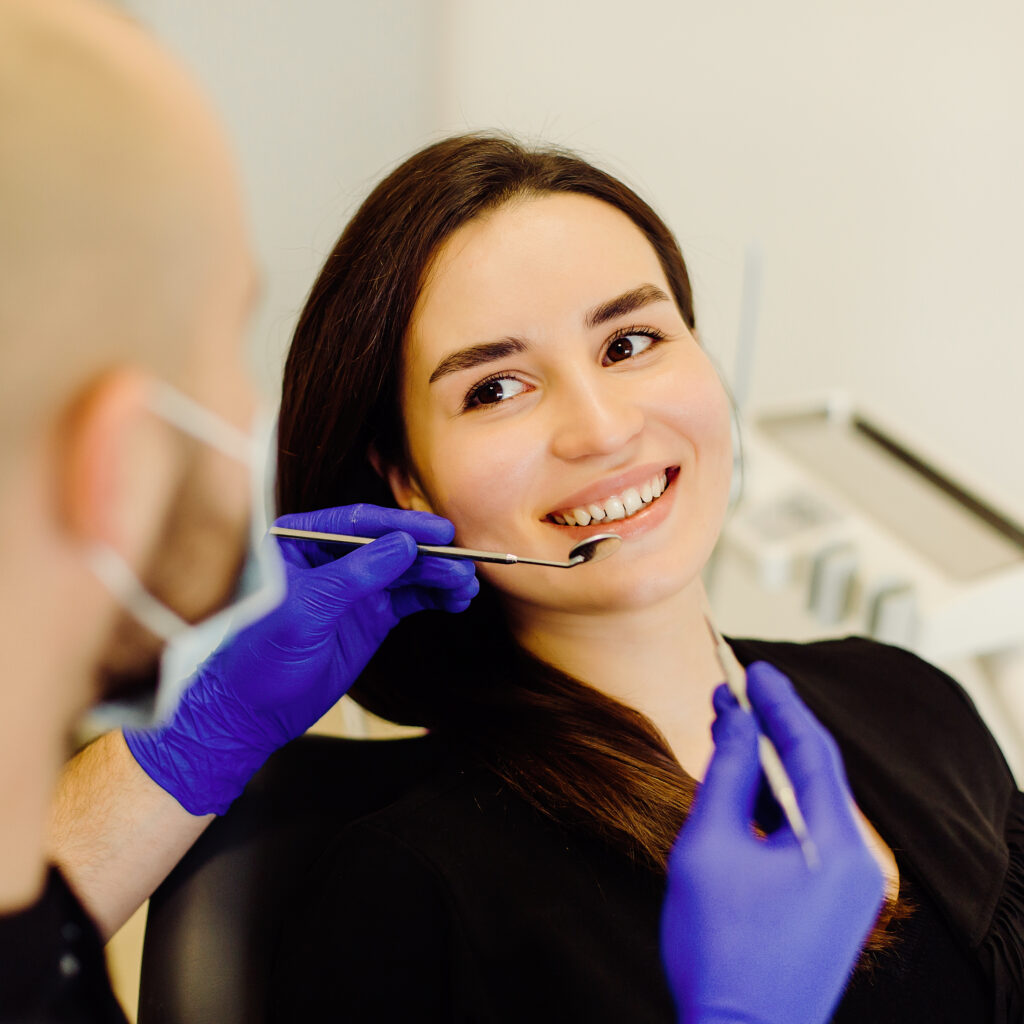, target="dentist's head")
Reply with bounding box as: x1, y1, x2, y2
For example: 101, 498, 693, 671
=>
0, 0, 261, 734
